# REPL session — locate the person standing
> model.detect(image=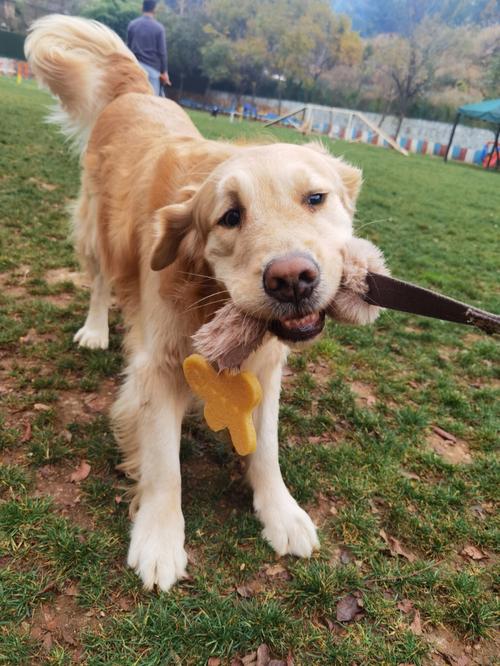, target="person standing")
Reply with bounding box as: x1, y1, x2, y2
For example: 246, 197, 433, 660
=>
127, 0, 171, 95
